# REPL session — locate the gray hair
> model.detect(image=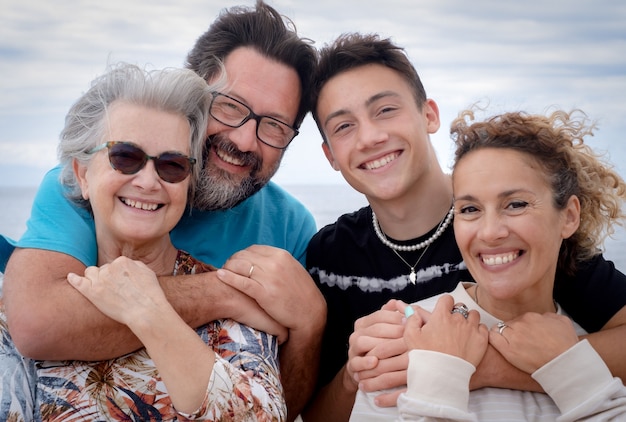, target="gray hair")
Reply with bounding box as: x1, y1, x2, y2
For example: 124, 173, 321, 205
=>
58, 62, 222, 208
